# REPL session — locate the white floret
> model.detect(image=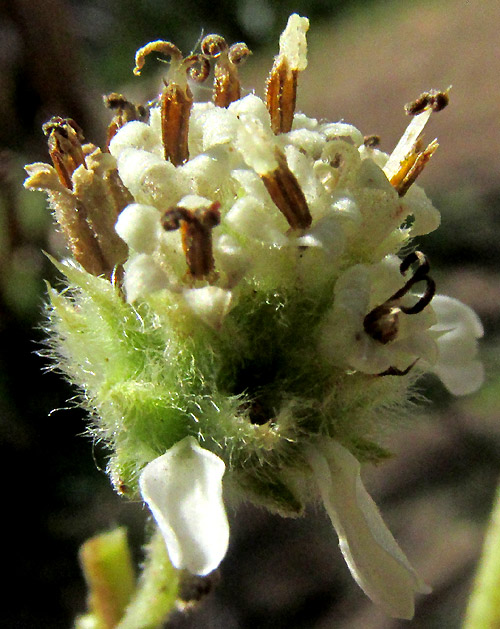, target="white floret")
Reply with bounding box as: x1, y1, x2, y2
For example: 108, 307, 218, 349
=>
109, 120, 162, 158
115, 203, 162, 254
116, 148, 188, 208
